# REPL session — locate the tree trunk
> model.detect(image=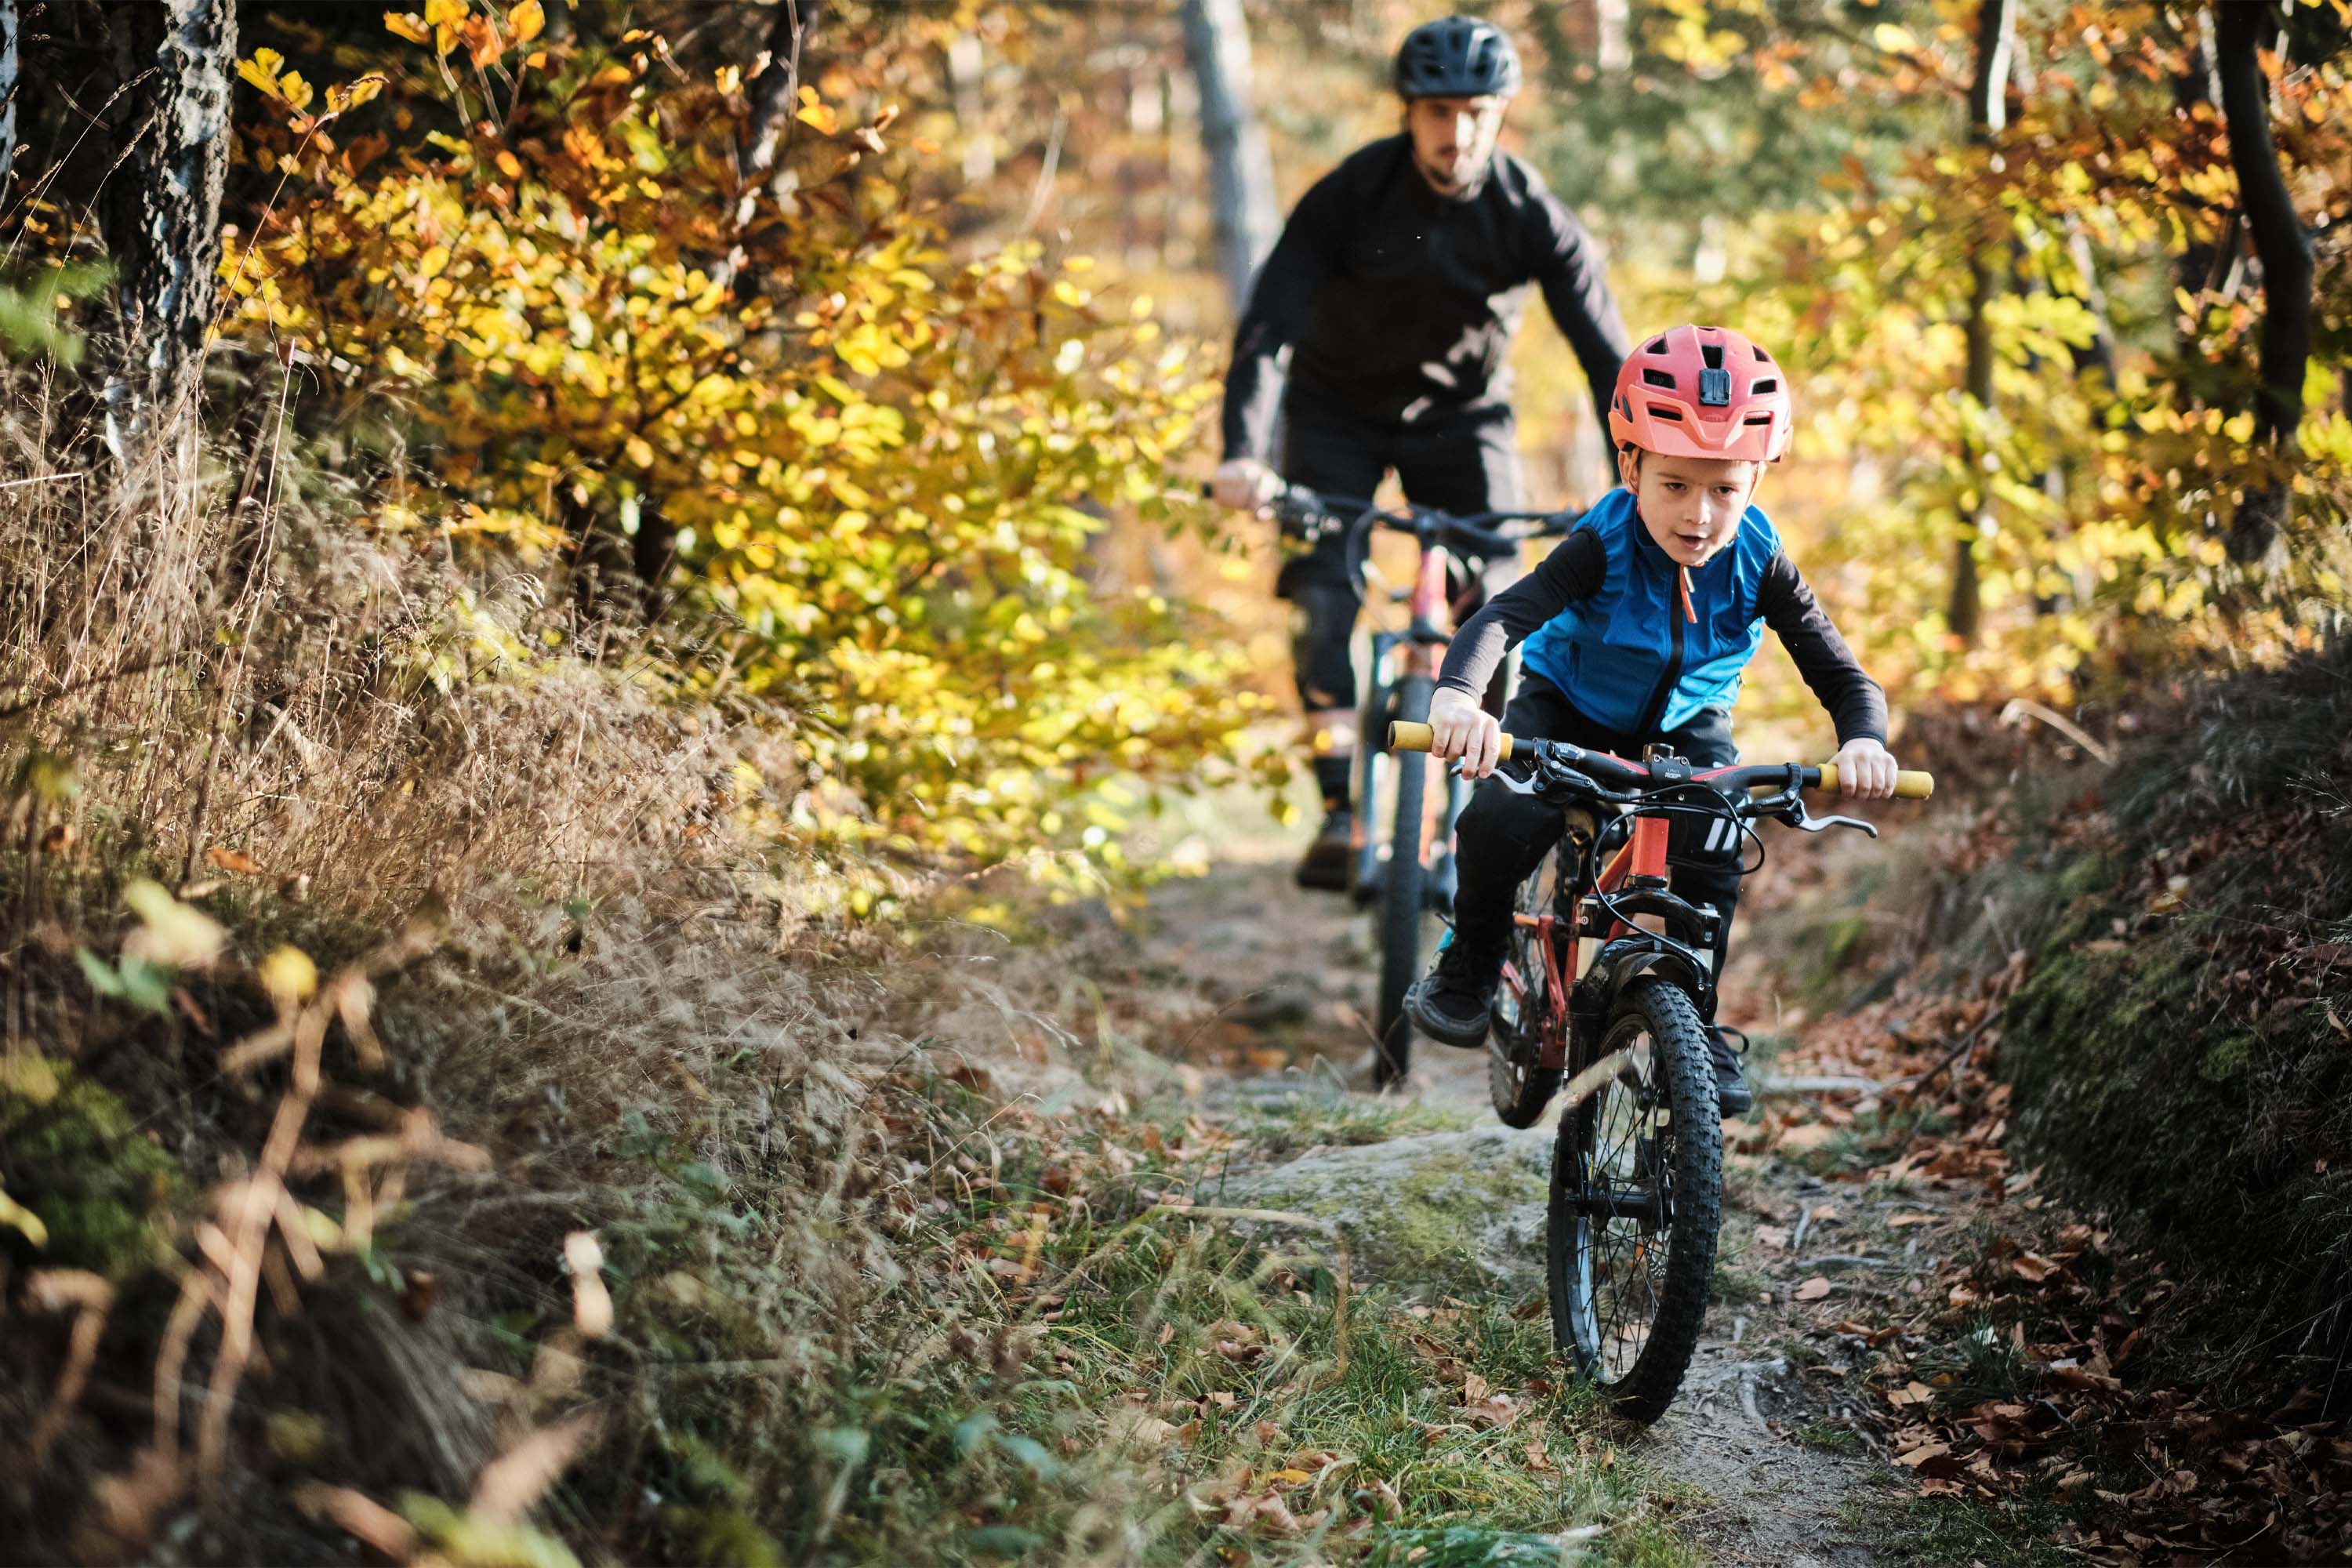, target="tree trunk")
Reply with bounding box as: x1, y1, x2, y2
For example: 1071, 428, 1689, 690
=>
1948, 0, 2015, 645
1179, 0, 1278, 311
0, 0, 20, 201
2214, 2, 2313, 563
713, 0, 819, 293
100, 0, 234, 429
